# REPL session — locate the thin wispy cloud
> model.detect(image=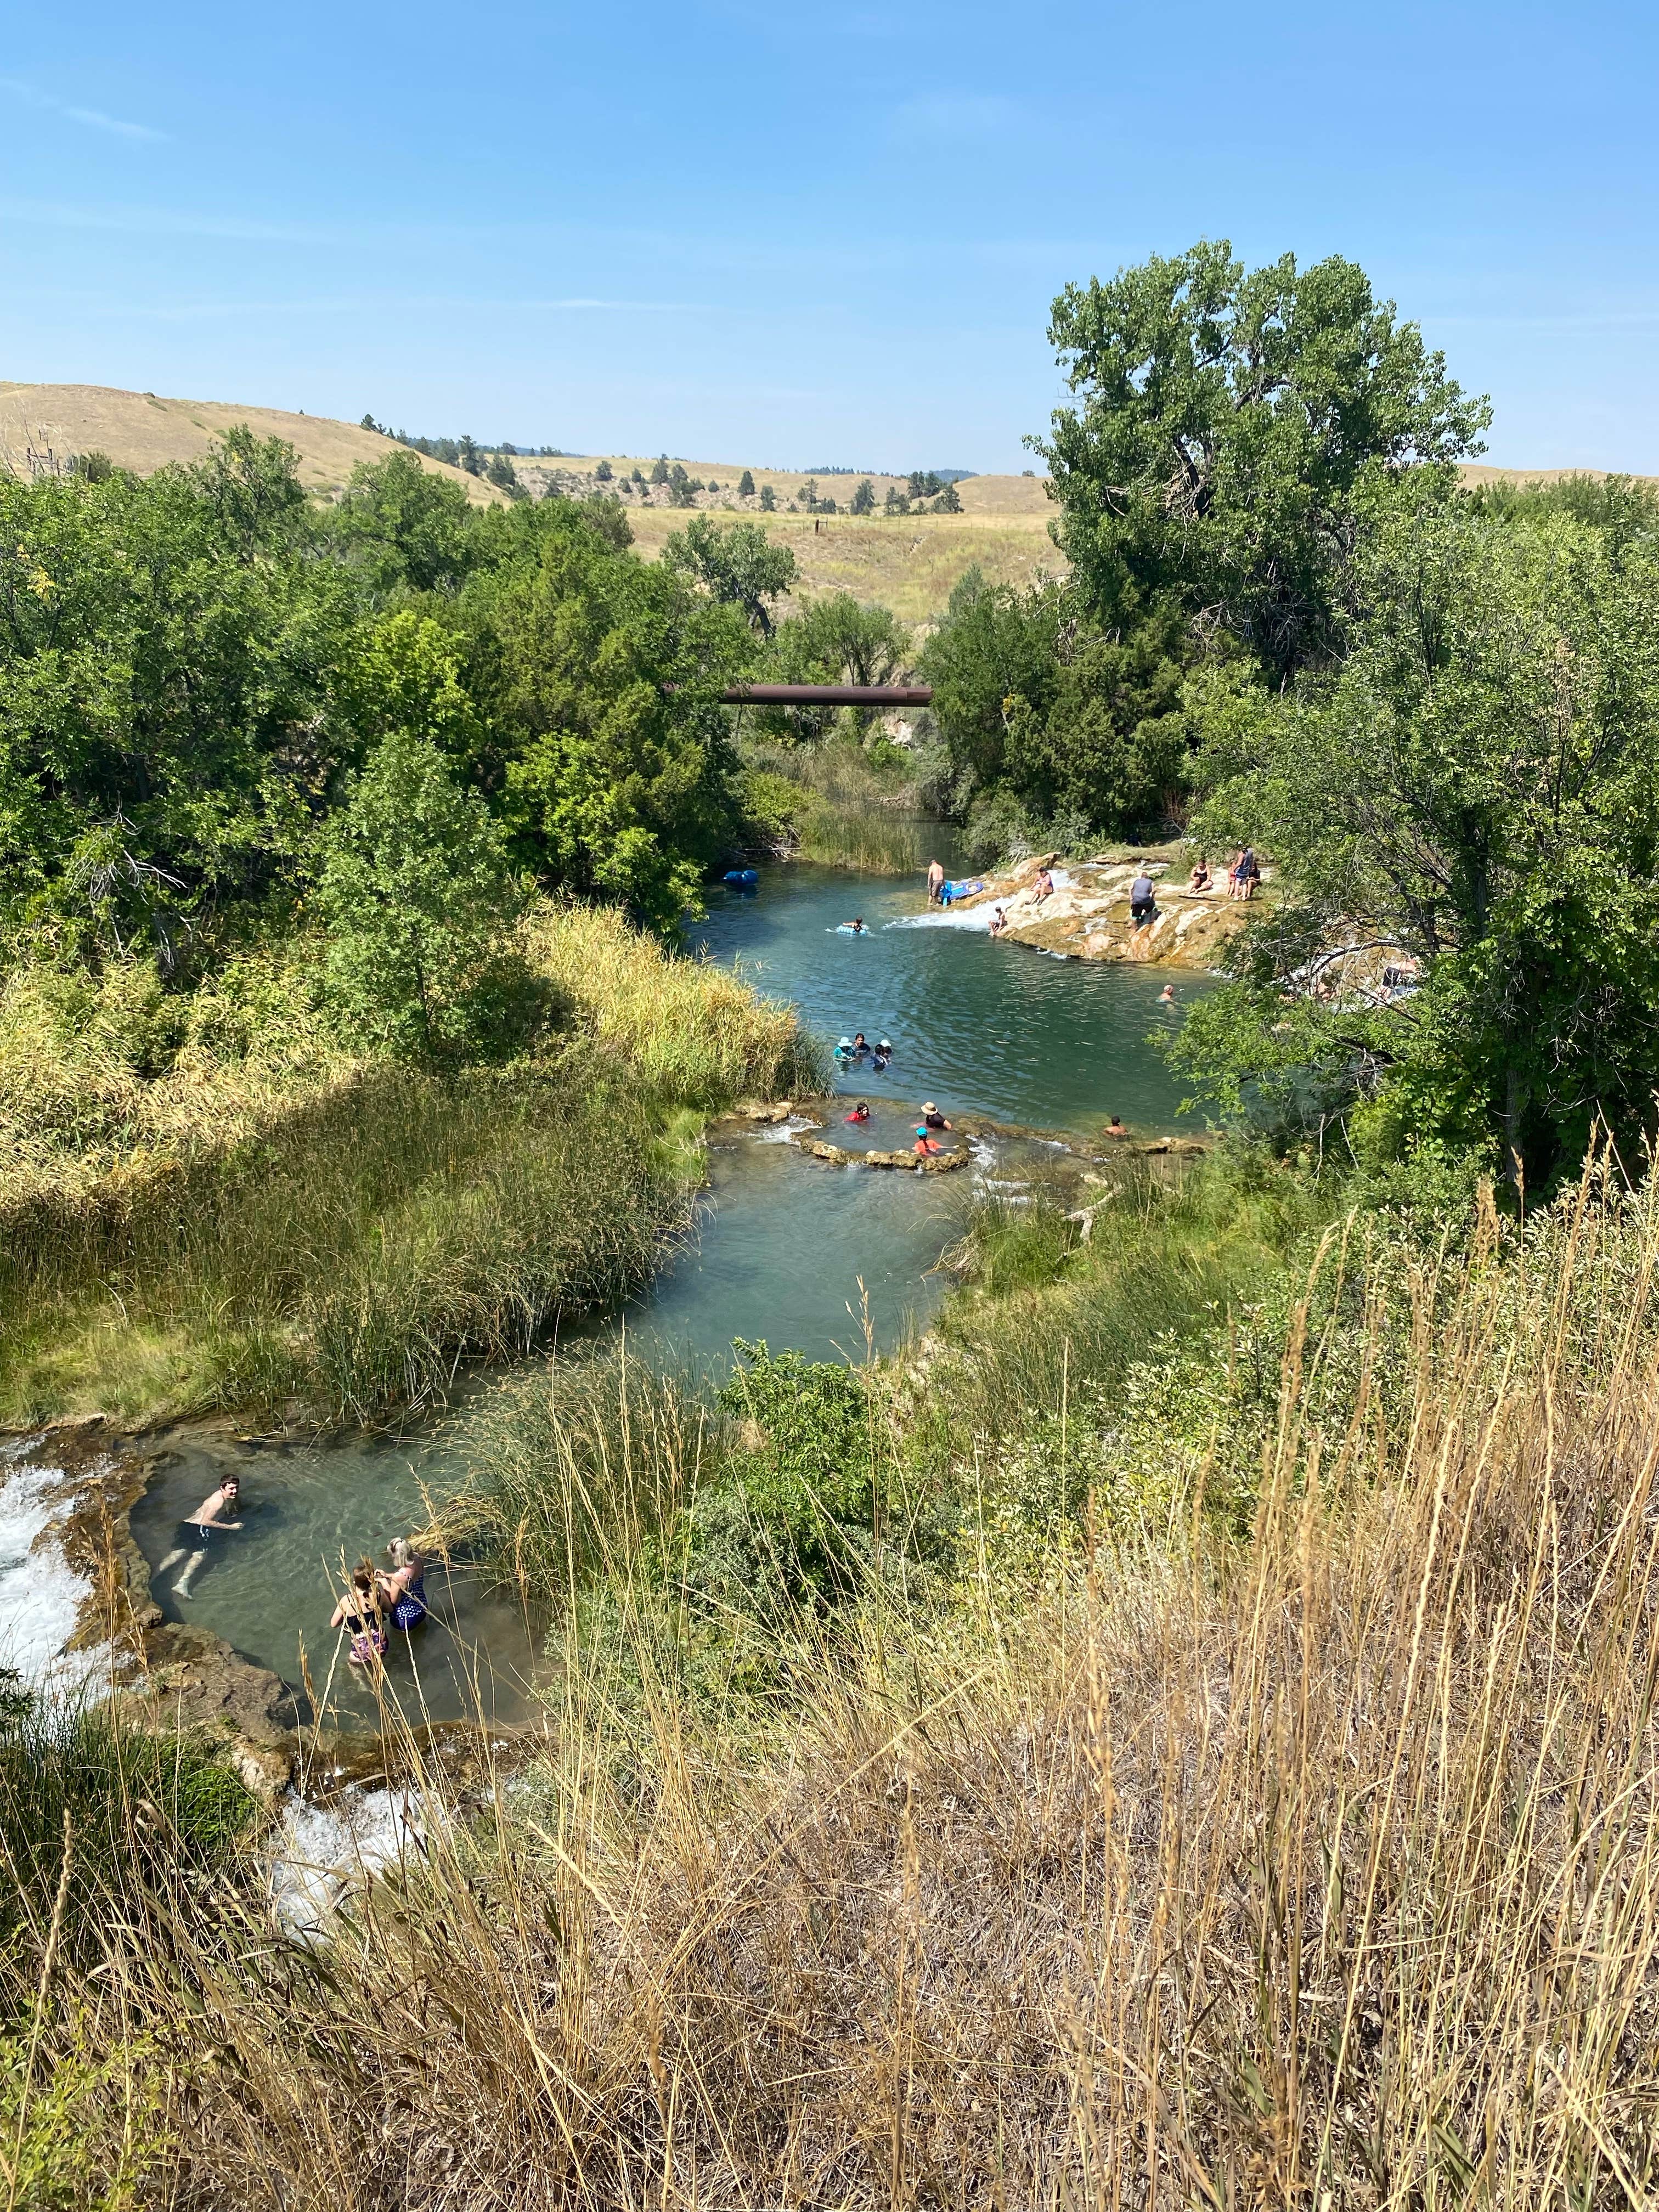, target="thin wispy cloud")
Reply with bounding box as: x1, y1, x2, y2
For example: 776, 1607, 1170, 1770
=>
0, 76, 168, 142
0, 197, 317, 243
62, 292, 713, 324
